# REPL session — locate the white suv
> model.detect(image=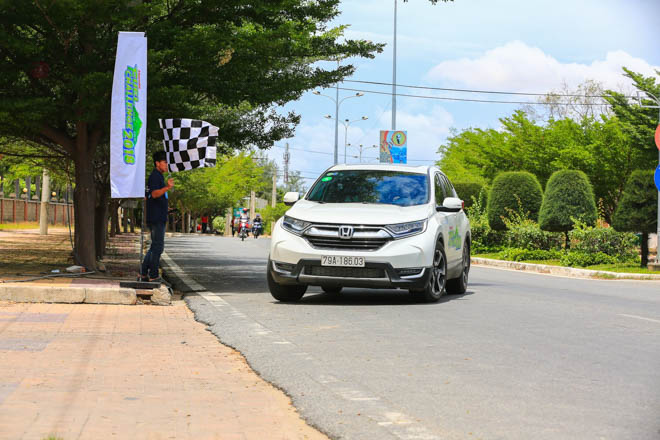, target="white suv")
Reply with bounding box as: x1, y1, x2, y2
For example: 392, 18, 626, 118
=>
267, 164, 471, 302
